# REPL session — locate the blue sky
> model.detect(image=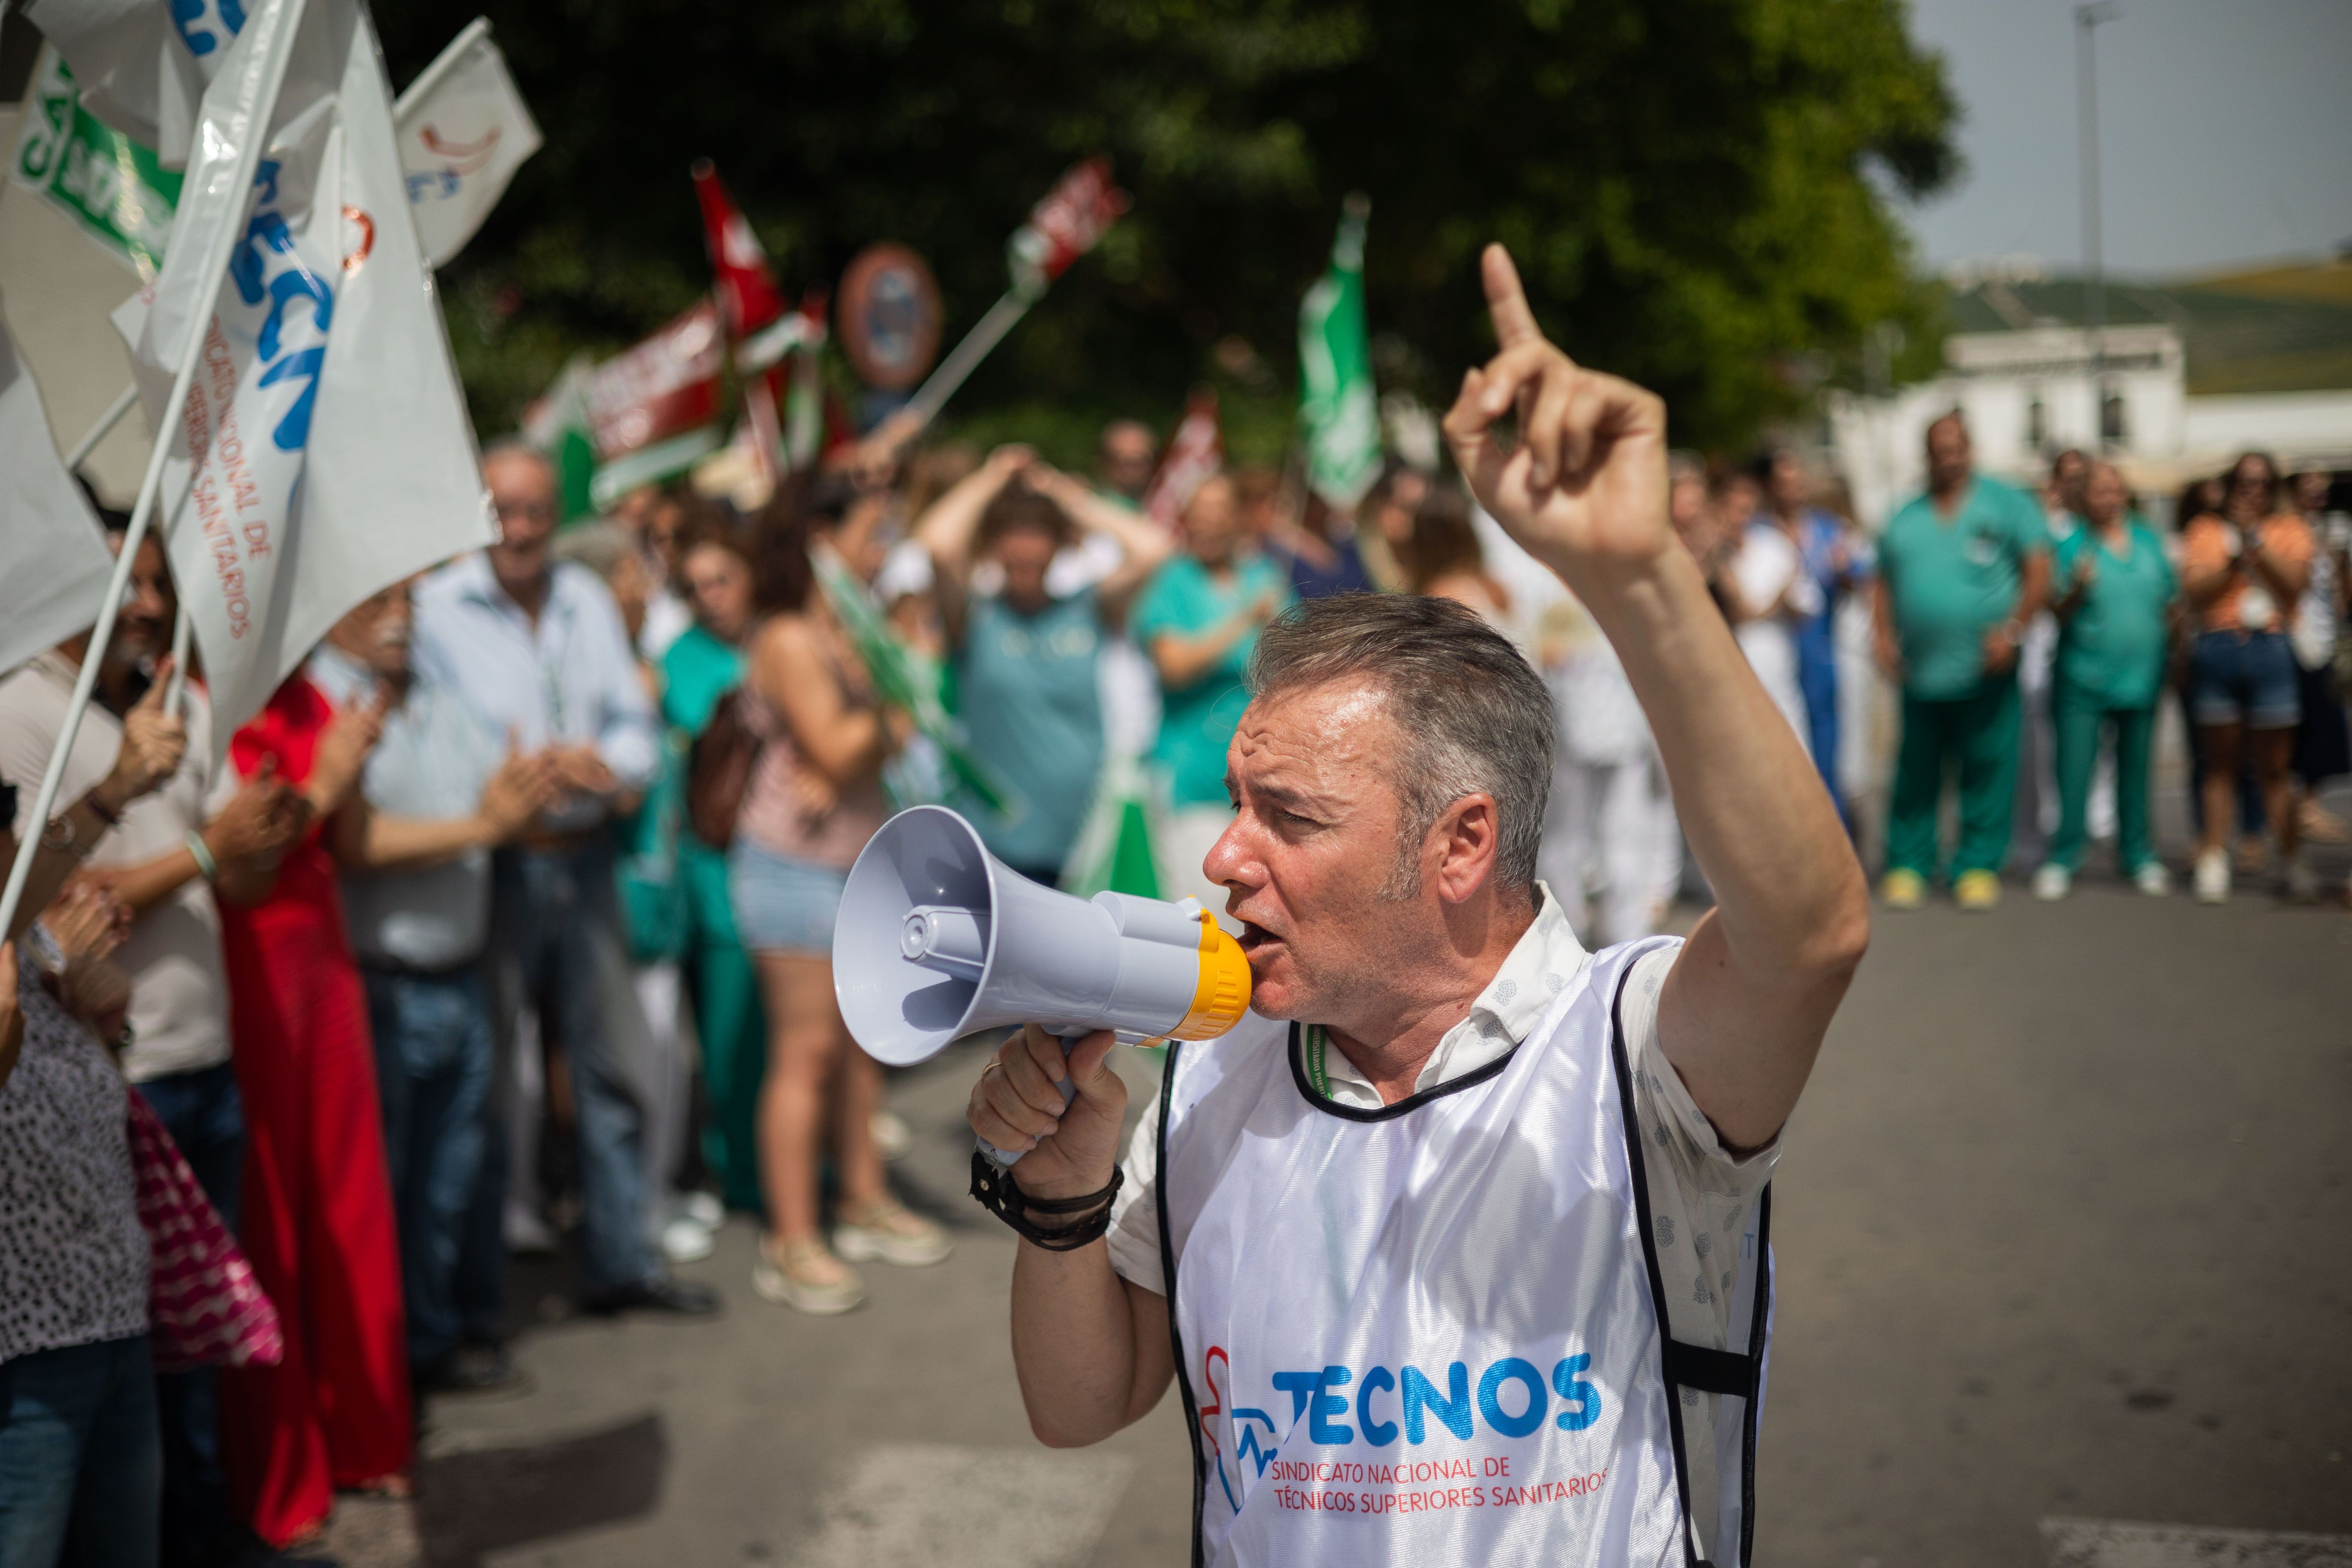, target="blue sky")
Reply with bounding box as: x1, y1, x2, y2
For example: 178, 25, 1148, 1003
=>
1896, 0, 2352, 280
